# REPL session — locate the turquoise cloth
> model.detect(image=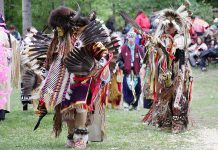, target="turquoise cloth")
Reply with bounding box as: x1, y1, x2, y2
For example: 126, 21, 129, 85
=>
126, 75, 138, 89
128, 42, 135, 63
127, 42, 138, 88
